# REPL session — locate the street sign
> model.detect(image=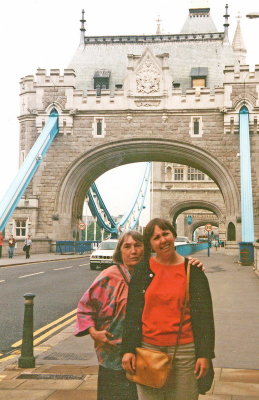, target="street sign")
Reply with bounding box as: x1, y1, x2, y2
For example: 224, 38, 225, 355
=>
78, 222, 86, 230
205, 224, 212, 232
